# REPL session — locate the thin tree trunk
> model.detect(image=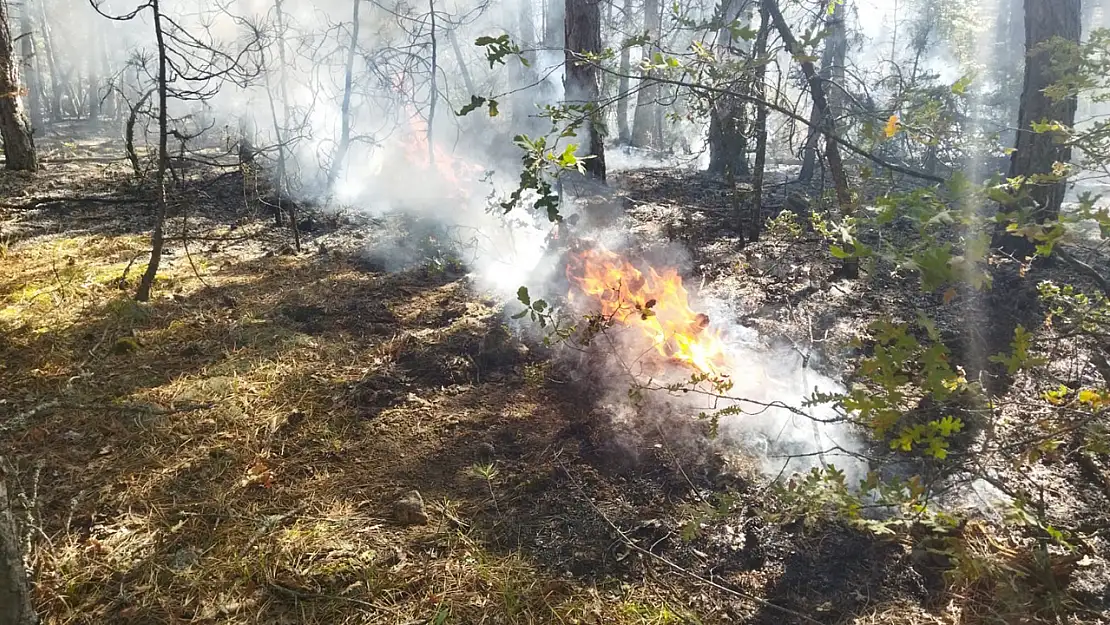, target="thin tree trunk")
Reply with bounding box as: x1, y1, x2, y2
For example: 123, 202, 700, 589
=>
0, 0, 37, 171
37, 0, 58, 122
0, 467, 37, 625
799, 2, 845, 184
750, 3, 770, 242
326, 0, 360, 194
19, 0, 41, 132
272, 0, 296, 242
763, 0, 850, 212
615, 0, 631, 144
630, 0, 659, 148
136, 0, 169, 302
427, 0, 437, 166
993, 0, 1081, 258
447, 30, 476, 97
